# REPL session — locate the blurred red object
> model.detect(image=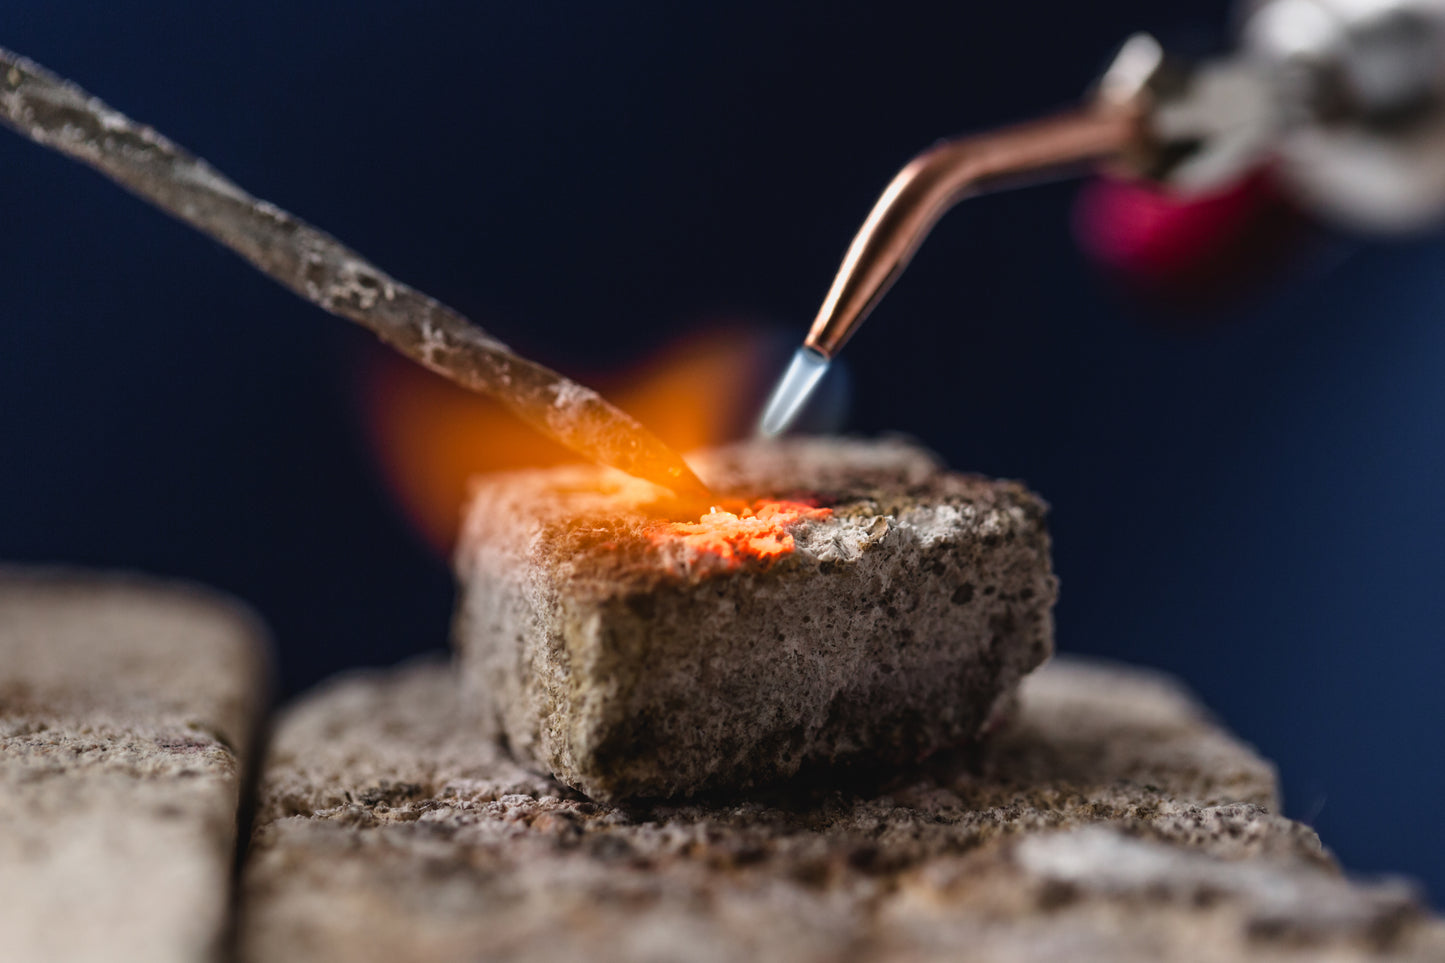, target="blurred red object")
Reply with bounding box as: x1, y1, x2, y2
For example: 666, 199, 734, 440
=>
1073, 167, 1308, 318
